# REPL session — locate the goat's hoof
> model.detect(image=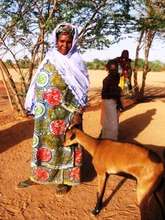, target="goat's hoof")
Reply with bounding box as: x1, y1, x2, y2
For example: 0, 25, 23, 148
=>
91, 208, 100, 215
